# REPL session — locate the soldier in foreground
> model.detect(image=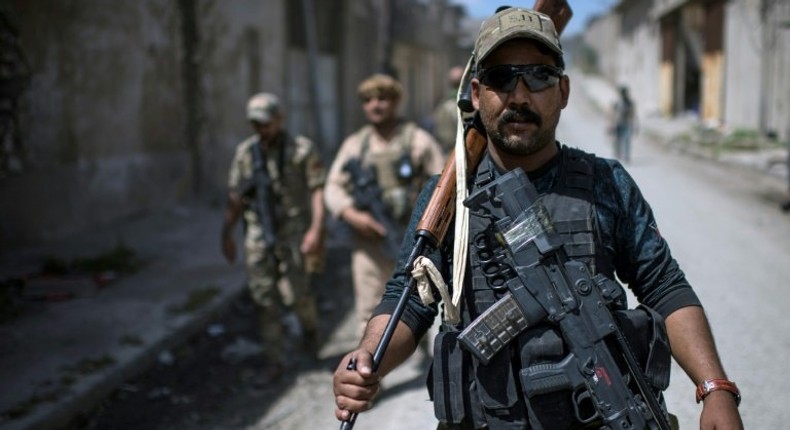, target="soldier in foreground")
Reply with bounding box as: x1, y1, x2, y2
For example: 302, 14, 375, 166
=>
332, 7, 743, 430
221, 93, 326, 381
